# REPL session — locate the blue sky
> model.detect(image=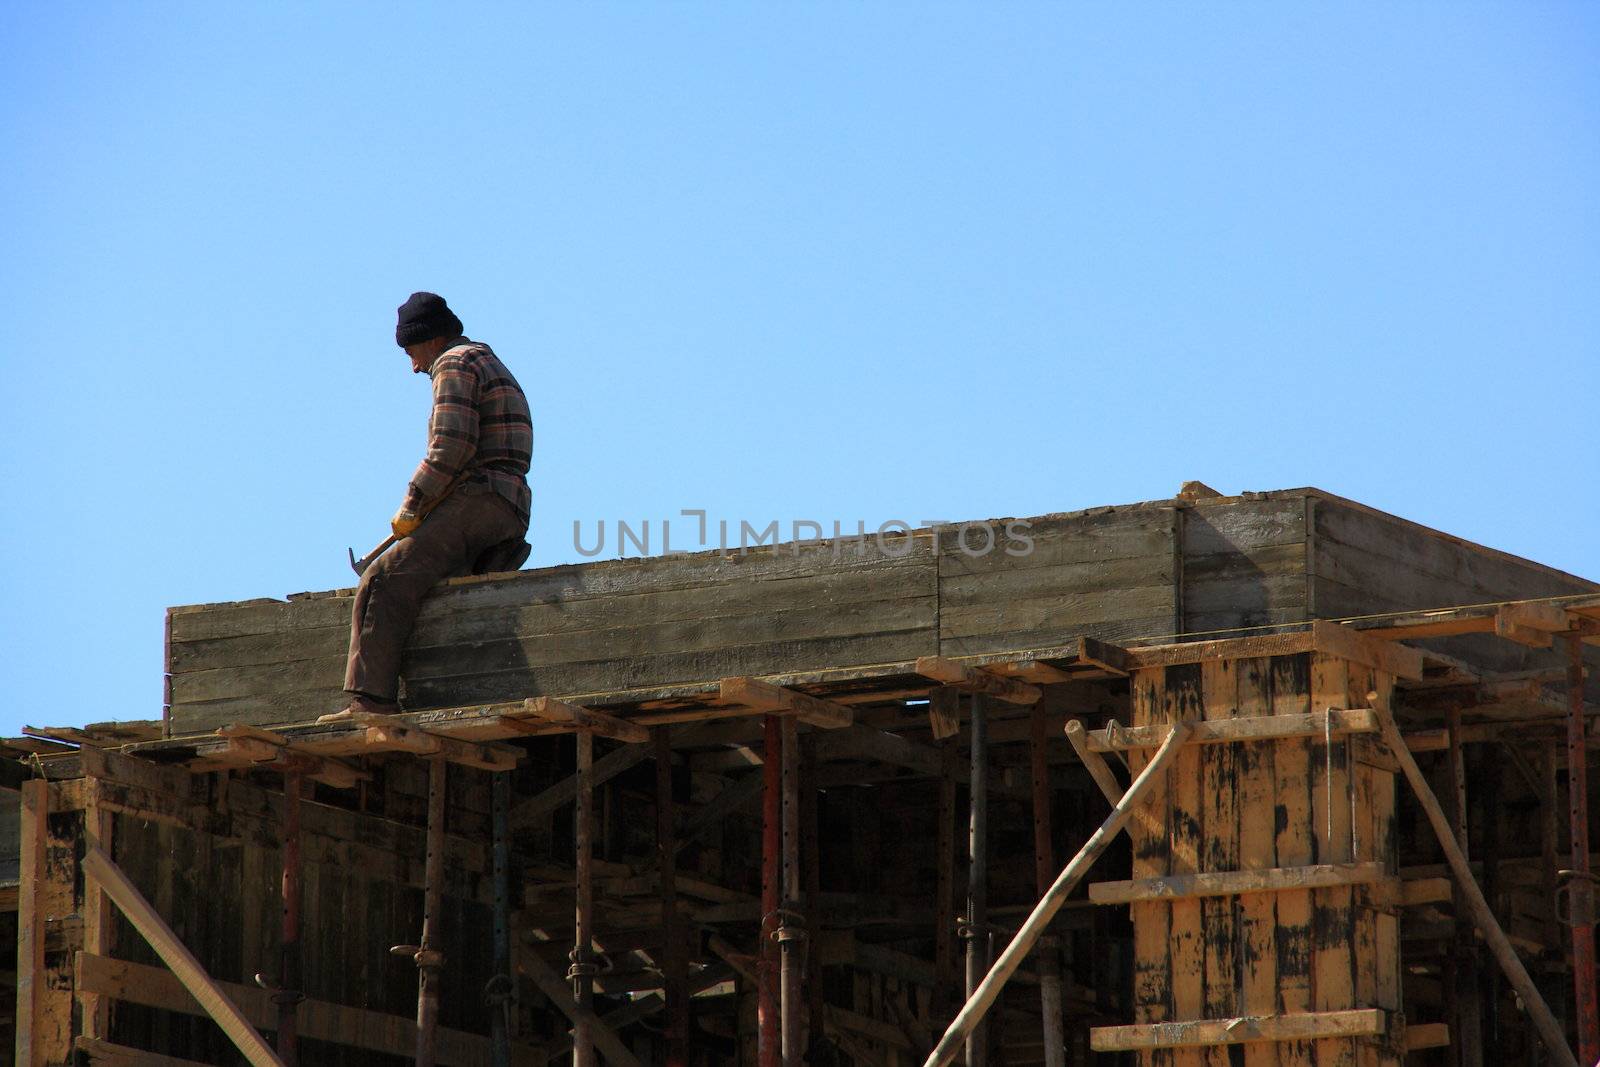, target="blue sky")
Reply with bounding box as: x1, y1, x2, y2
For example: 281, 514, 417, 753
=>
2, 4, 1596, 737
